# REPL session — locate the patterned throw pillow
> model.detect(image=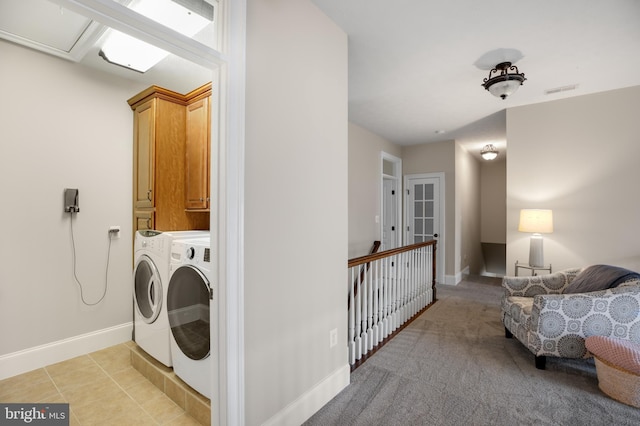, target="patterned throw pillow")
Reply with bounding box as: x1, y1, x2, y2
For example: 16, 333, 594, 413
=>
563, 264, 640, 294
585, 335, 640, 375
